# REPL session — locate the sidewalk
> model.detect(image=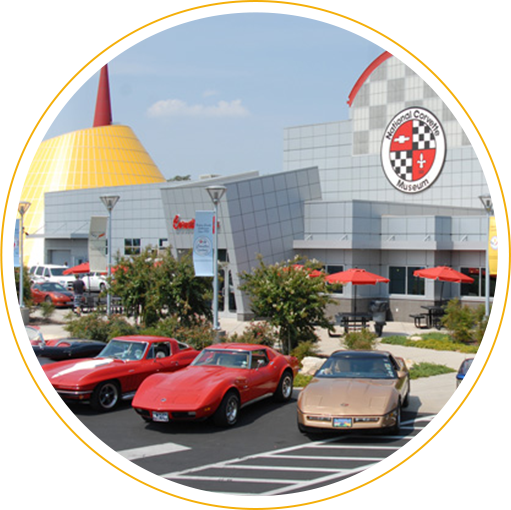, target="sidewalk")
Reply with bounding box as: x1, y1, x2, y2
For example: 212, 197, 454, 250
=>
35, 310, 469, 414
